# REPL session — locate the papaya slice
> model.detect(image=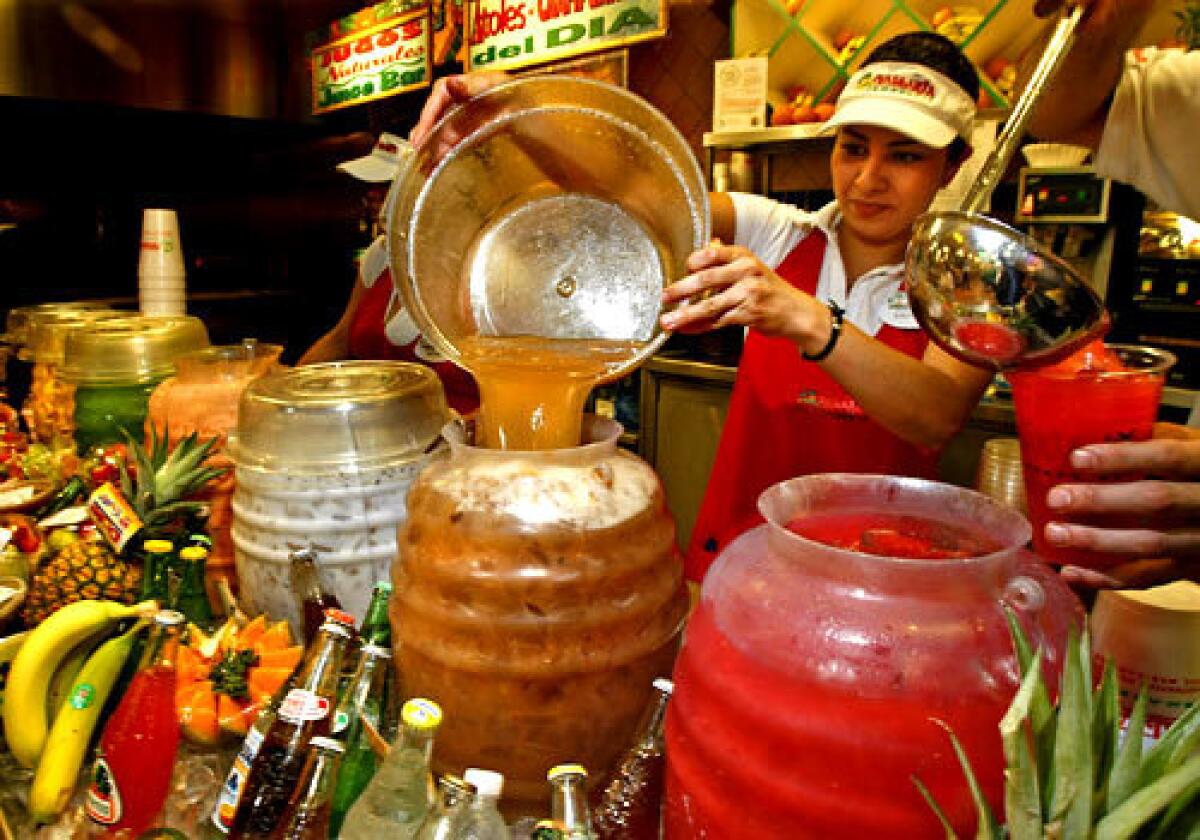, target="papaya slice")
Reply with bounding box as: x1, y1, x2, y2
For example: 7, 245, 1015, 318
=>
217, 693, 256, 739
247, 666, 293, 701
178, 680, 220, 746
235, 614, 268, 650
253, 620, 292, 654
255, 645, 303, 672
